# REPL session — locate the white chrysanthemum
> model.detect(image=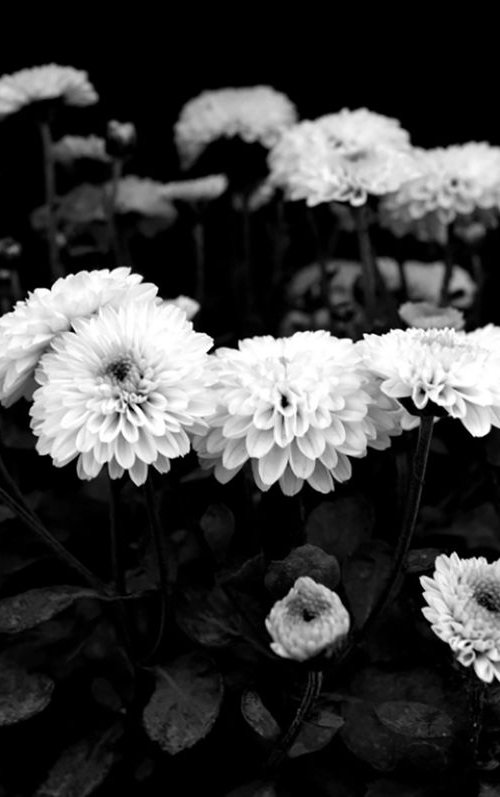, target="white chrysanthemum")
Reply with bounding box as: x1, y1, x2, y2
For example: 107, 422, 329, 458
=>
465, 324, 500, 354
114, 176, 177, 219
0, 268, 158, 407
380, 144, 500, 243
265, 576, 350, 661
30, 302, 213, 486
164, 295, 200, 320
0, 64, 98, 119
268, 108, 417, 207
361, 327, 500, 434
399, 302, 465, 331
421, 553, 500, 683
52, 135, 110, 163
175, 86, 298, 169
161, 175, 228, 204
193, 331, 410, 496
